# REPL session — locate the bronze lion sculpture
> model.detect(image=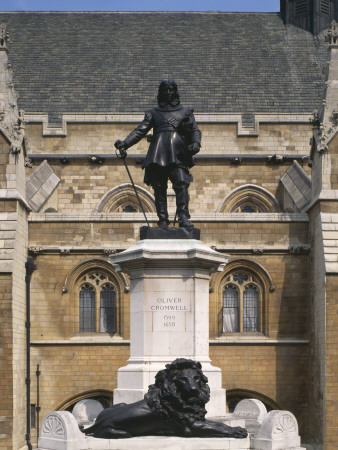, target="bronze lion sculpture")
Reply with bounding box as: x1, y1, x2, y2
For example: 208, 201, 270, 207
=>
83, 358, 247, 439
